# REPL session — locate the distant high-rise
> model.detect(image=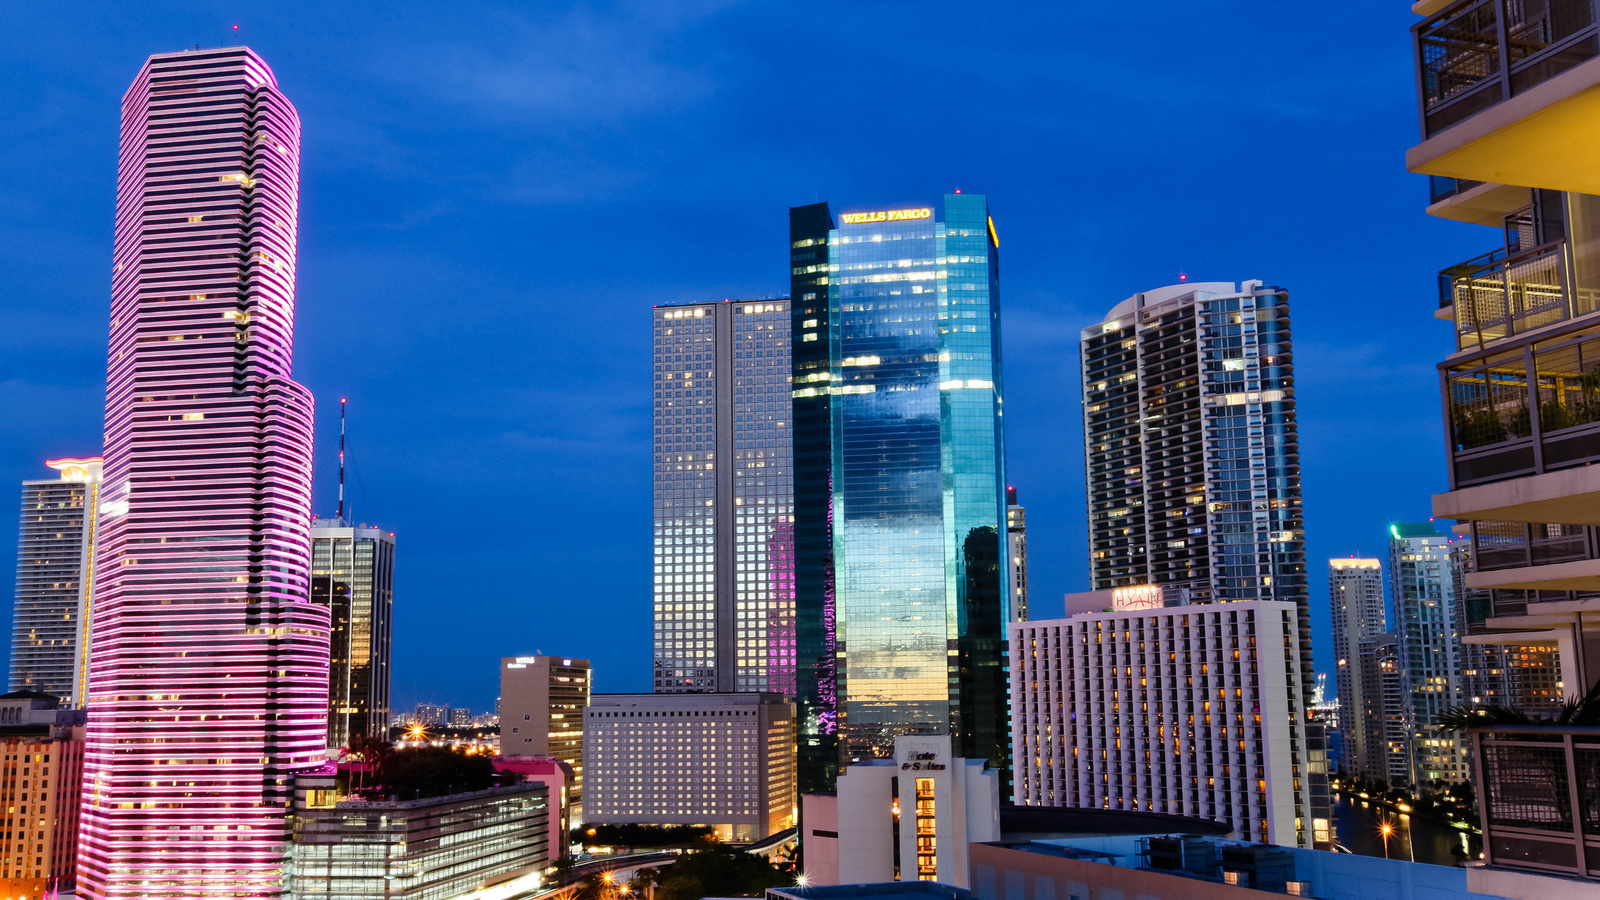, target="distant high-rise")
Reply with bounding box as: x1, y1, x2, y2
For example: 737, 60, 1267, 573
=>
1081, 280, 1309, 697
11, 458, 102, 707
500, 656, 591, 818
1007, 485, 1029, 622
790, 195, 1008, 791
78, 48, 325, 900
651, 299, 795, 694
312, 518, 395, 749
1357, 633, 1411, 788
1328, 558, 1384, 779
1388, 522, 1469, 785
